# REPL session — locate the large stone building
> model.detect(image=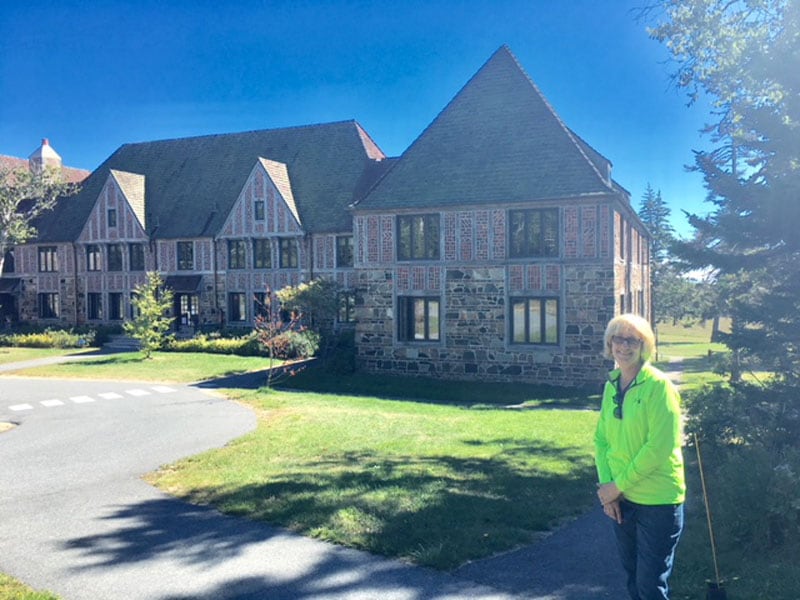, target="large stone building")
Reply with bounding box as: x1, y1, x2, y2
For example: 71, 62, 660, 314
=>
1, 46, 650, 387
